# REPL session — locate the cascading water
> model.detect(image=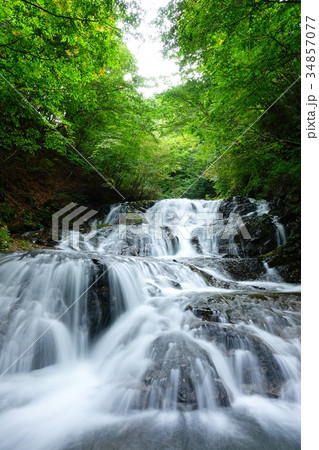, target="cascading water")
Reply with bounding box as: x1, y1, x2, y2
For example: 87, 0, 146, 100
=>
0, 198, 300, 449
